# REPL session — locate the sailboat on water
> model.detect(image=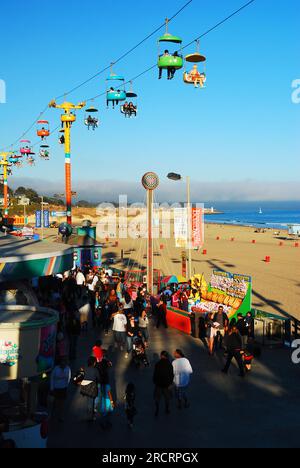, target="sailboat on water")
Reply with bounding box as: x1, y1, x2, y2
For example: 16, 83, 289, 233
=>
259, 207, 263, 214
